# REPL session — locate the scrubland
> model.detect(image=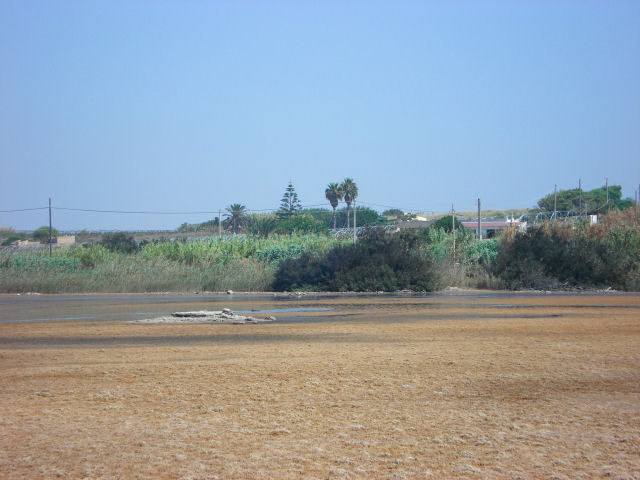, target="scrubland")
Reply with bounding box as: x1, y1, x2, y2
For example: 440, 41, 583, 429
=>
1, 207, 638, 293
